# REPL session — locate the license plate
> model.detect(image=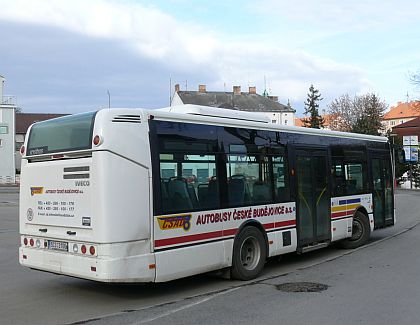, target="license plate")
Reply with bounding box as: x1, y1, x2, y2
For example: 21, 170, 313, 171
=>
48, 240, 68, 252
